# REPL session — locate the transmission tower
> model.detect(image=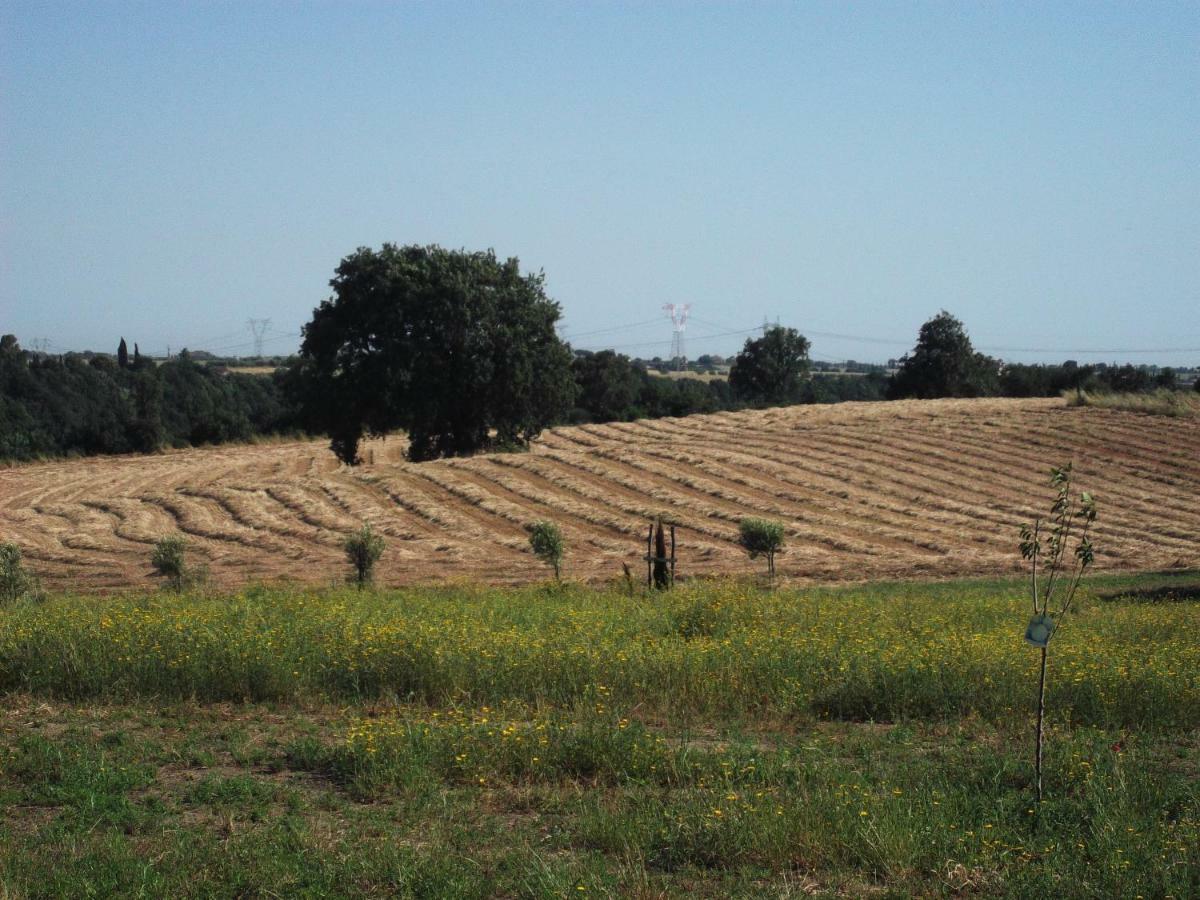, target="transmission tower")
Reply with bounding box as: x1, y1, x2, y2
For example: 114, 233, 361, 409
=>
663, 304, 691, 370
246, 319, 271, 358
